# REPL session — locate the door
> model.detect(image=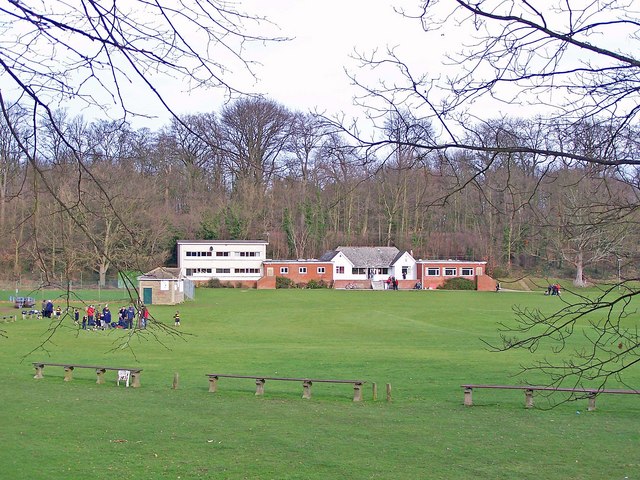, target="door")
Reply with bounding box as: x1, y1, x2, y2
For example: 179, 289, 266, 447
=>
143, 287, 153, 305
